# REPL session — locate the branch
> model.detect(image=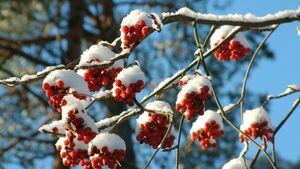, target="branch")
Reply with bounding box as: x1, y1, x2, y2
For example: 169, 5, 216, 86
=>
162, 7, 300, 27
262, 85, 300, 106
0, 35, 66, 47
0, 114, 55, 155
0, 45, 53, 66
